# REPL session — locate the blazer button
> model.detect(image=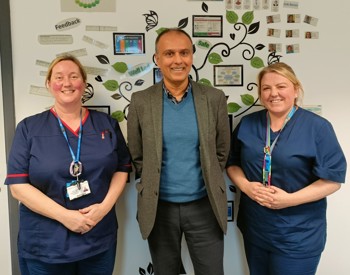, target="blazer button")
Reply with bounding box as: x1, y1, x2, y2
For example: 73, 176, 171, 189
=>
154, 191, 158, 196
